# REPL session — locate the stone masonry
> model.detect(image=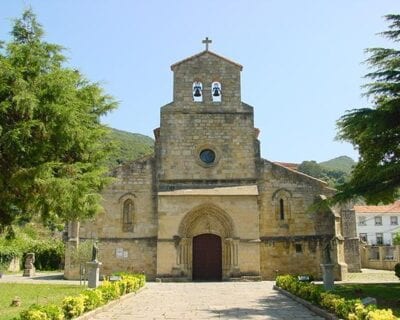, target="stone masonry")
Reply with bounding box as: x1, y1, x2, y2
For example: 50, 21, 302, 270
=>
64, 48, 360, 281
